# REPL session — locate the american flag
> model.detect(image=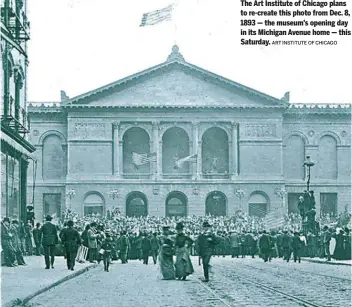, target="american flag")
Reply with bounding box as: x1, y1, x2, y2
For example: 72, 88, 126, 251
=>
132, 152, 156, 166
174, 154, 197, 169
264, 213, 285, 230
140, 3, 174, 27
